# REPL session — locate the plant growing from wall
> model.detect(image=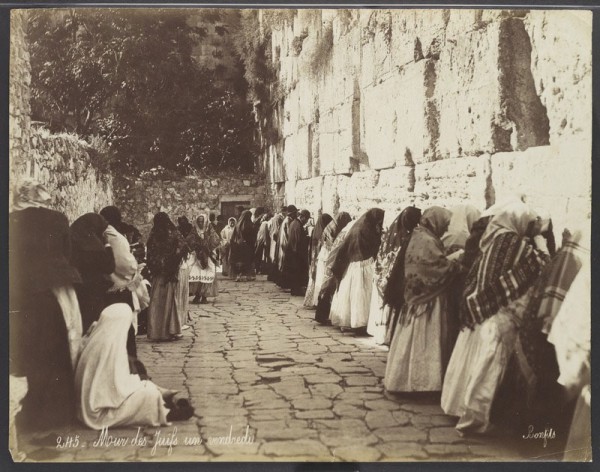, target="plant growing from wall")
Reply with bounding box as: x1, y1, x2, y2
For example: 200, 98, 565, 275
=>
309, 19, 334, 77
291, 29, 309, 56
